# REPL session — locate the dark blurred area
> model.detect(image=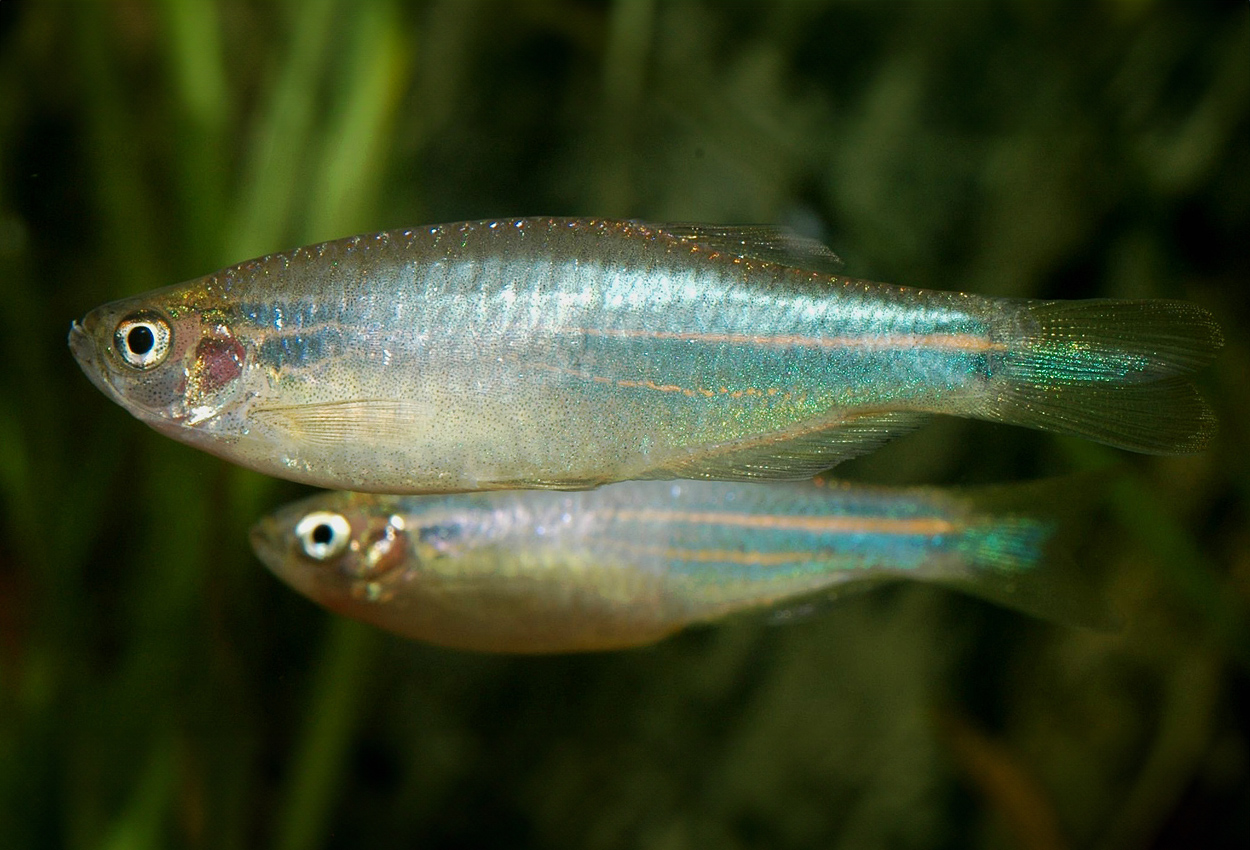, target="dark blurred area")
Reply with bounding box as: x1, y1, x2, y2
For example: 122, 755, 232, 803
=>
0, 1, 1247, 848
